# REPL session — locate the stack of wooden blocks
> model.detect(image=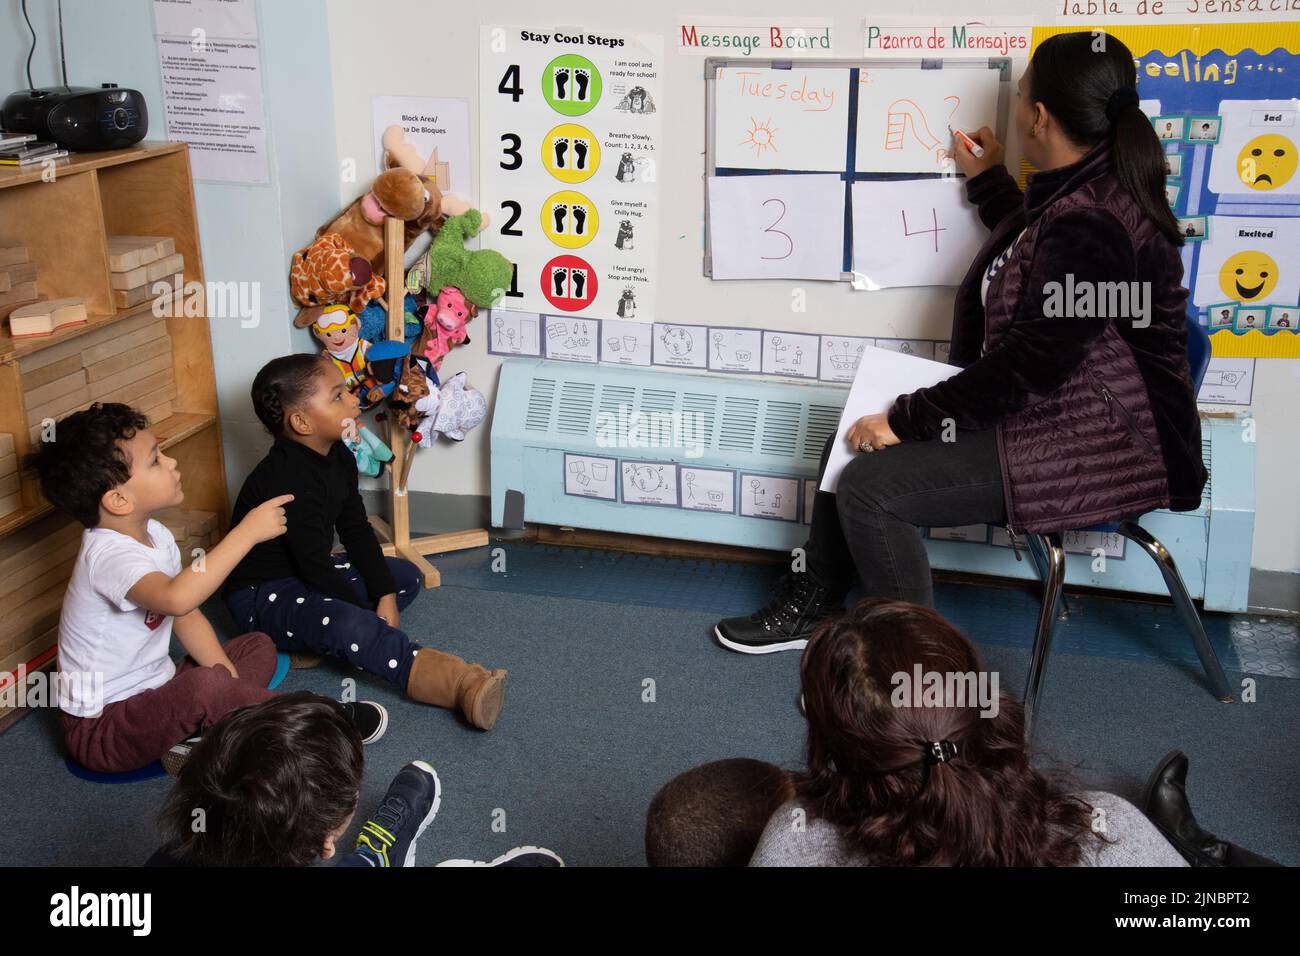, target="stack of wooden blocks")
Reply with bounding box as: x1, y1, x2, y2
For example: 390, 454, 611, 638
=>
18, 310, 177, 444
0, 511, 81, 692
0, 433, 17, 519
156, 507, 219, 566
0, 238, 38, 320
108, 235, 183, 310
